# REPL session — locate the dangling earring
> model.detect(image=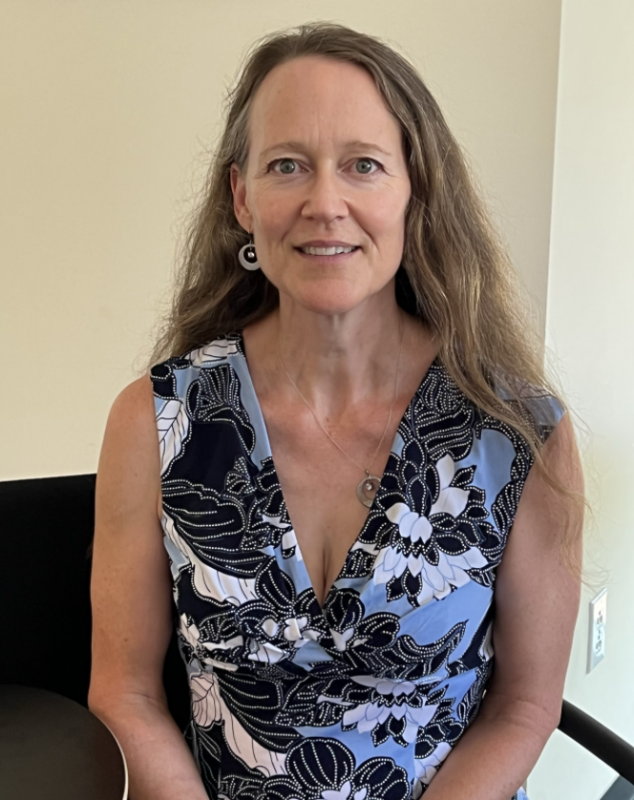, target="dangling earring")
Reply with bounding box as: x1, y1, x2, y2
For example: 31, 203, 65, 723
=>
238, 234, 260, 271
